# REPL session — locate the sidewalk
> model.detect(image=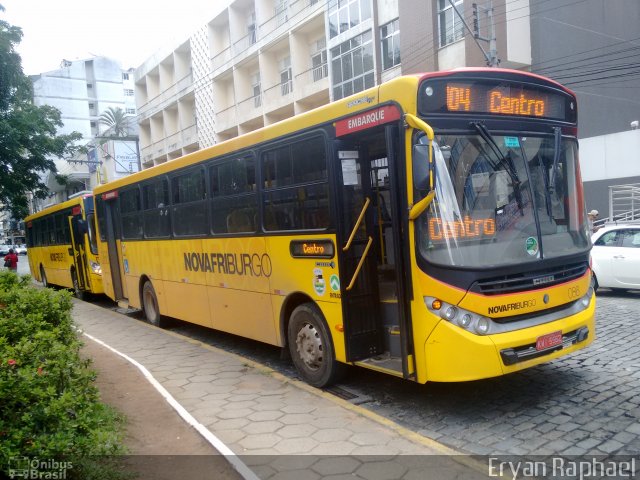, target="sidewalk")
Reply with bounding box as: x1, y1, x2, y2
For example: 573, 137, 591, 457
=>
72, 299, 488, 479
